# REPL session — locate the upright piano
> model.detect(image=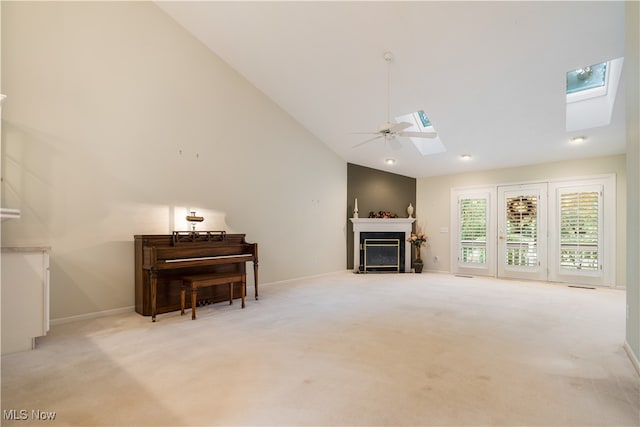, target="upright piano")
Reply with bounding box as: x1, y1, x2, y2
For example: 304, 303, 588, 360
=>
134, 232, 258, 321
